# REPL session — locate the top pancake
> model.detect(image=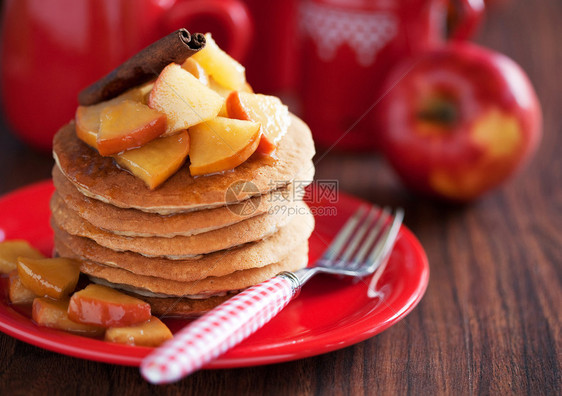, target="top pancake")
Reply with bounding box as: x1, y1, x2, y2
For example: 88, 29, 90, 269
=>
53, 114, 315, 214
